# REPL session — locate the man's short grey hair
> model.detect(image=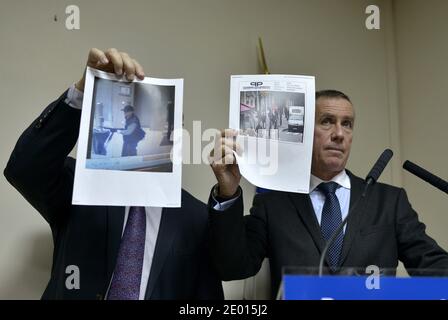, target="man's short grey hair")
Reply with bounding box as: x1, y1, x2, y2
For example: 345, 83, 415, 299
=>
316, 90, 352, 104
